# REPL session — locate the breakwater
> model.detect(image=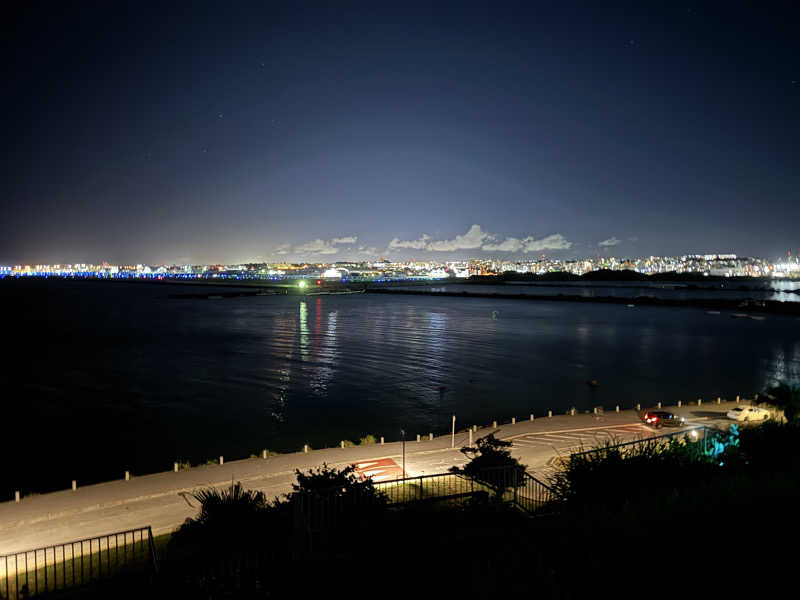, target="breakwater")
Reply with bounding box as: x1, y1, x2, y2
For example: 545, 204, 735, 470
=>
366, 287, 800, 315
